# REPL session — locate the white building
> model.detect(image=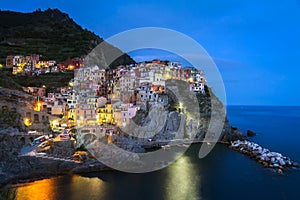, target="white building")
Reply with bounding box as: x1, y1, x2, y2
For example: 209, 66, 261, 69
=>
119, 72, 136, 92
168, 61, 182, 69
66, 91, 77, 120
136, 84, 159, 103
190, 82, 205, 94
